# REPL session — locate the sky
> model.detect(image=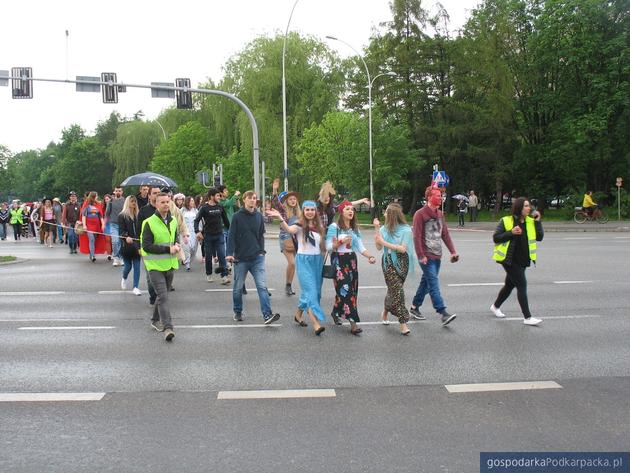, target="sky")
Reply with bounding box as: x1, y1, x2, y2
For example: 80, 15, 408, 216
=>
0, 0, 480, 154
